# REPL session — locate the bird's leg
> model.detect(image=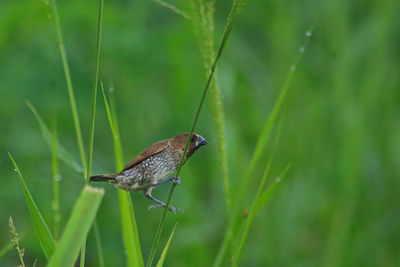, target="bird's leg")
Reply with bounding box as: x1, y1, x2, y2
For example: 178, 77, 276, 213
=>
156, 176, 181, 185
145, 187, 180, 213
